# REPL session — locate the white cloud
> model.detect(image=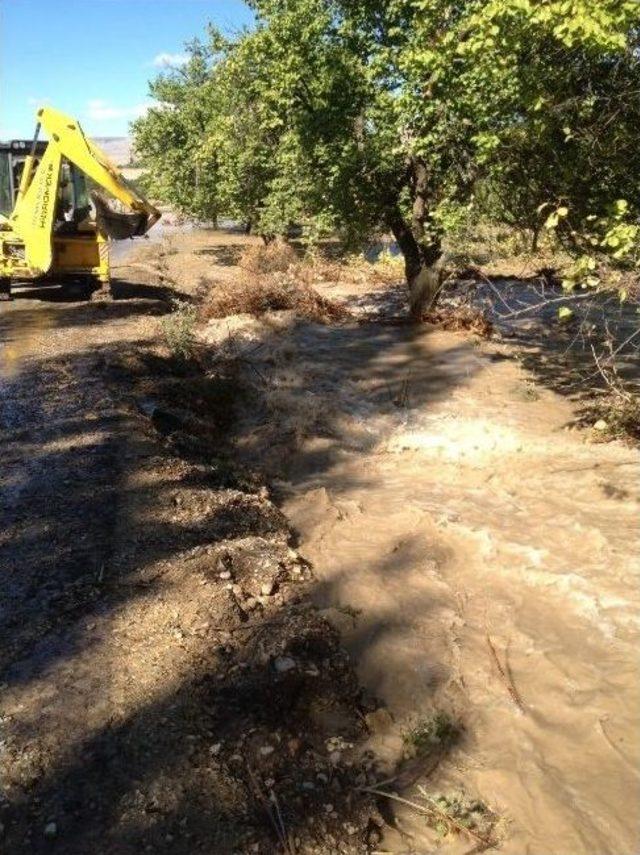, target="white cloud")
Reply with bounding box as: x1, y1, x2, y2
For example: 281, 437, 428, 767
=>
152, 52, 190, 68
86, 99, 153, 122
